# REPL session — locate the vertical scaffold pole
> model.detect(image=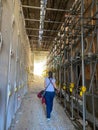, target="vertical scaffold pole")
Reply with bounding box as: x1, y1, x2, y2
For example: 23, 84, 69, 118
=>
64, 21, 66, 111
81, 0, 86, 130
91, 63, 96, 130
70, 42, 74, 120
0, 0, 2, 31
96, 0, 98, 52
59, 55, 62, 101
